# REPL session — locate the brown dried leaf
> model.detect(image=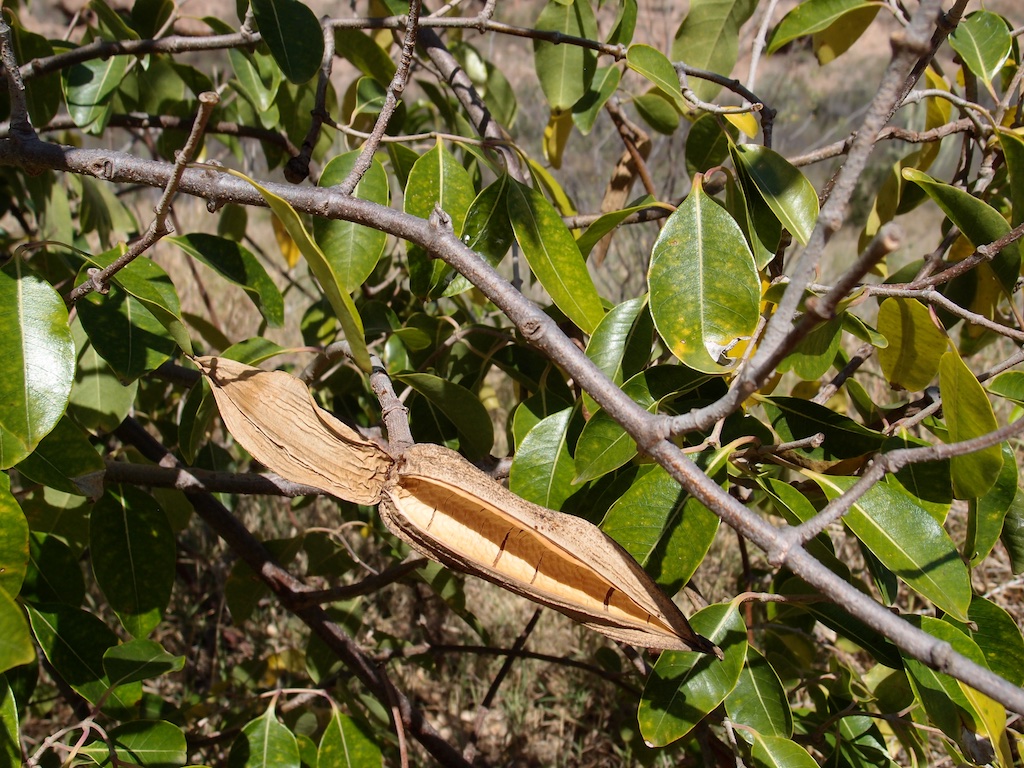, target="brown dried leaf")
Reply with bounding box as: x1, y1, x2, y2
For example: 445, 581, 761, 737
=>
194, 356, 391, 505
383, 443, 719, 655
